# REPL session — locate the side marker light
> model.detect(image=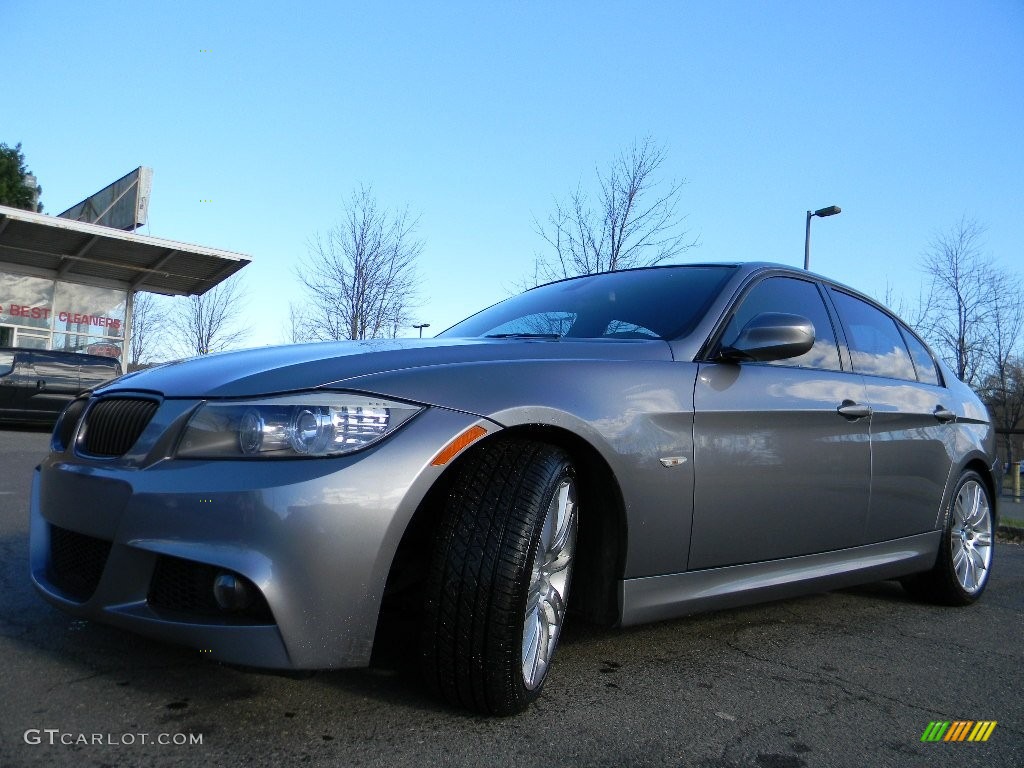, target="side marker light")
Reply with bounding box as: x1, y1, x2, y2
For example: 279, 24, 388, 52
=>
432, 425, 488, 466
